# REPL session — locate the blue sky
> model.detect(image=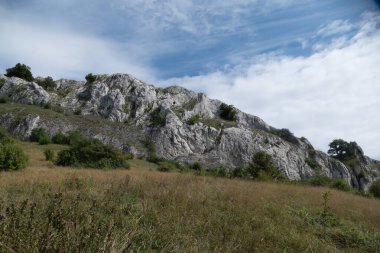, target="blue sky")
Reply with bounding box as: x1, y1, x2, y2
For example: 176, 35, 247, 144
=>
1, 0, 380, 158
